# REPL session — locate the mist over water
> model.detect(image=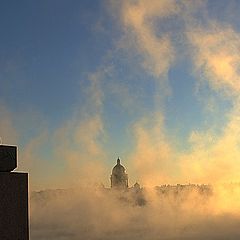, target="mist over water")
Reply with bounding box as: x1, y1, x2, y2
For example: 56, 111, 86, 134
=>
0, 1, 240, 239
30, 184, 240, 240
